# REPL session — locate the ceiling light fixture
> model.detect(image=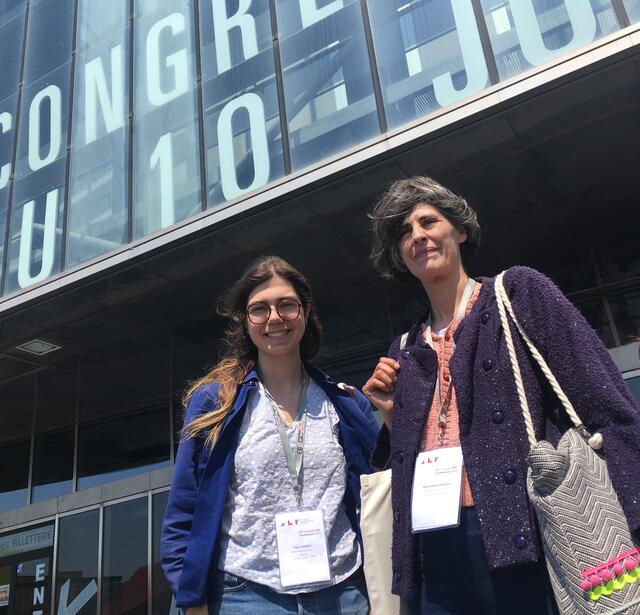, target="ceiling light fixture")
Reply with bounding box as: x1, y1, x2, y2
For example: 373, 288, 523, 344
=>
15, 339, 62, 356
